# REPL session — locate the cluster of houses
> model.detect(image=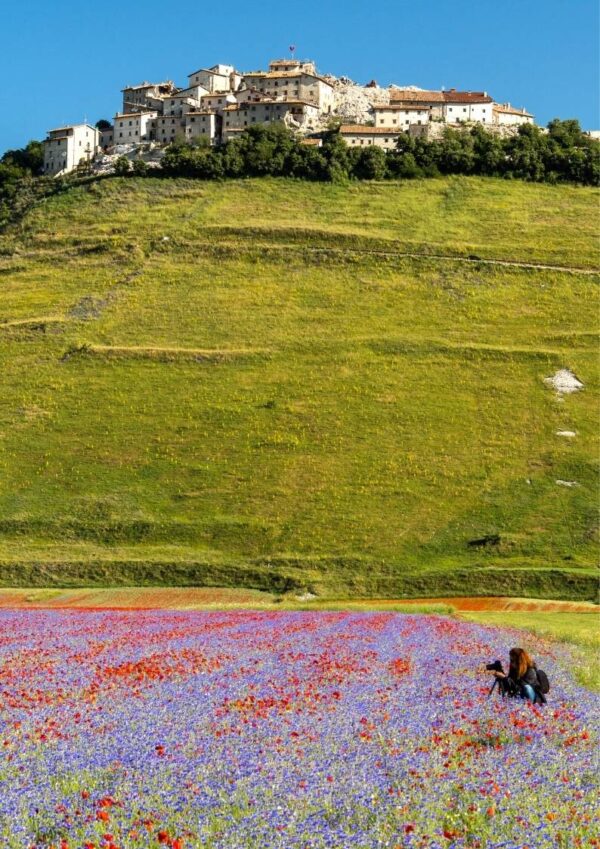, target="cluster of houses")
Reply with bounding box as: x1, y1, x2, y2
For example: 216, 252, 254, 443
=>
42, 58, 535, 176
